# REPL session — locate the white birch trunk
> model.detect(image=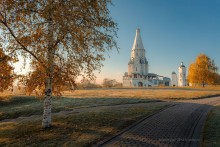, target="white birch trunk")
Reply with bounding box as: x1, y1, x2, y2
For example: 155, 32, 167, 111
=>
42, 11, 54, 128
42, 51, 54, 128
42, 78, 52, 128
